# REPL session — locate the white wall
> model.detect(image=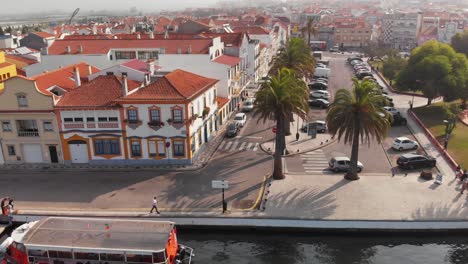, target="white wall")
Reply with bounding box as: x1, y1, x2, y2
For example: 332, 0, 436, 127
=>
60, 110, 121, 131
90, 65, 146, 82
